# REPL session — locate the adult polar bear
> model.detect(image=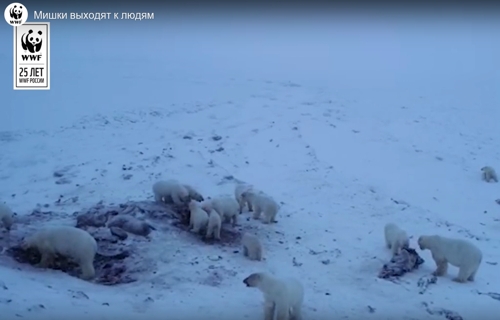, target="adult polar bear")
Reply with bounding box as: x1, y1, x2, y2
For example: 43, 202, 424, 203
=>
21, 226, 98, 280
418, 235, 482, 283
153, 180, 203, 205
244, 272, 304, 320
